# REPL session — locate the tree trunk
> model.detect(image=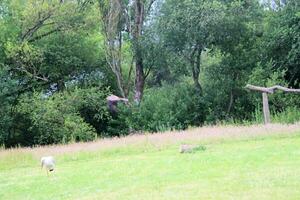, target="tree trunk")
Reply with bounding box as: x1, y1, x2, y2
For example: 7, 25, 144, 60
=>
133, 0, 145, 103
134, 57, 144, 103
115, 31, 126, 98
57, 80, 65, 91
227, 89, 234, 114
191, 48, 202, 94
